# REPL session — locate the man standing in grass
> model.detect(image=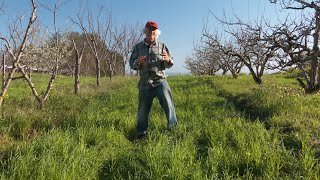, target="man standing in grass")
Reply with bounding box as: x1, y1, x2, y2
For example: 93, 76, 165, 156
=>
129, 21, 178, 140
